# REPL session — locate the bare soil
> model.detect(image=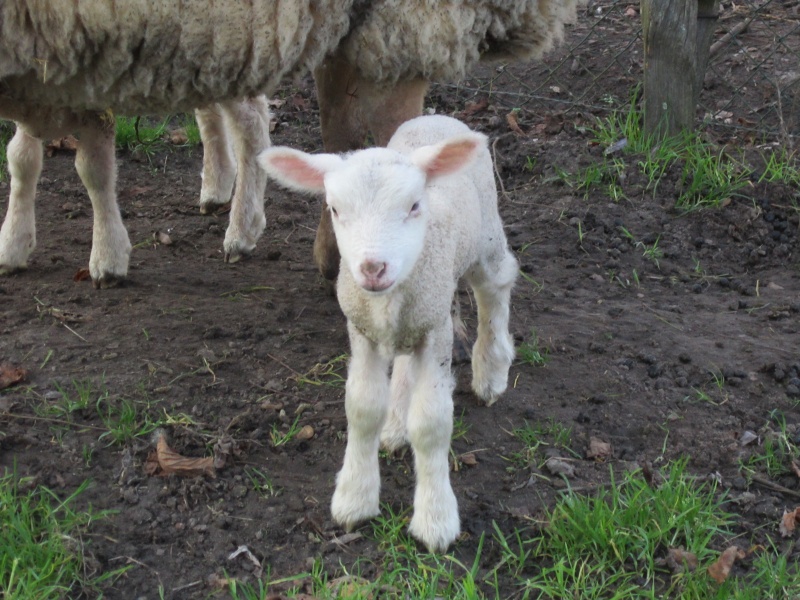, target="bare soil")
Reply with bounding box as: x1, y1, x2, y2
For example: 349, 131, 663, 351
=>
2, 4, 799, 598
